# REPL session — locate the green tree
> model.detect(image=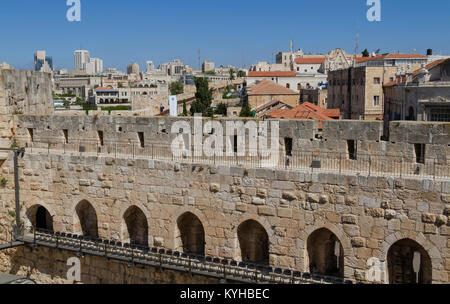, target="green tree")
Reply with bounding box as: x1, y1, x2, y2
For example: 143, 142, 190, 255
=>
214, 103, 227, 116
229, 68, 235, 81
239, 95, 253, 117
204, 70, 216, 76
190, 77, 213, 117
169, 81, 184, 95
118, 82, 123, 88
237, 70, 246, 78
362, 49, 370, 57
182, 100, 188, 116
